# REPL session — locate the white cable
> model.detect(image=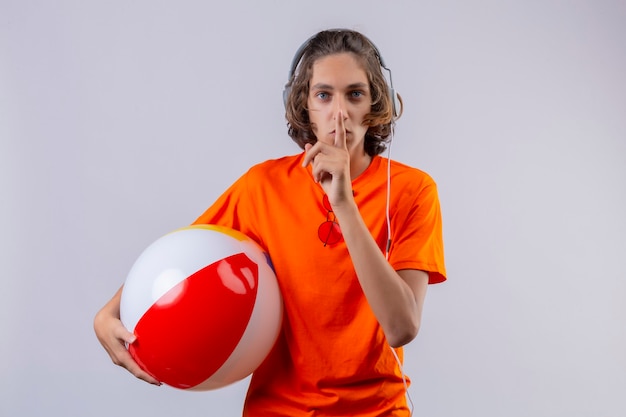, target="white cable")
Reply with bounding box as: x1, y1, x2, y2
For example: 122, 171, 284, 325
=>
389, 345, 415, 416
385, 128, 393, 261
386, 126, 414, 416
